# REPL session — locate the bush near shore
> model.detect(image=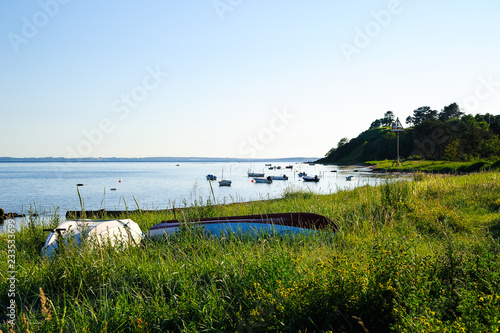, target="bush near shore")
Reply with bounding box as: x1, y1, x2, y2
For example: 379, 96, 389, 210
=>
1, 172, 500, 332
